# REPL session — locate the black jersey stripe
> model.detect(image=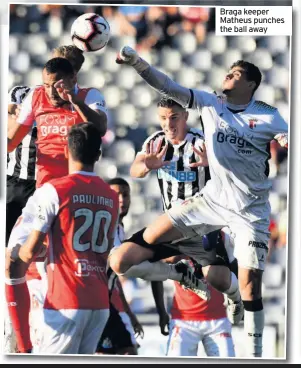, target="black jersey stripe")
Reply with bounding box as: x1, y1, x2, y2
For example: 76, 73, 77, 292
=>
188, 89, 194, 109
177, 144, 185, 200
189, 137, 199, 196
165, 142, 175, 210
264, 142, 271, 177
